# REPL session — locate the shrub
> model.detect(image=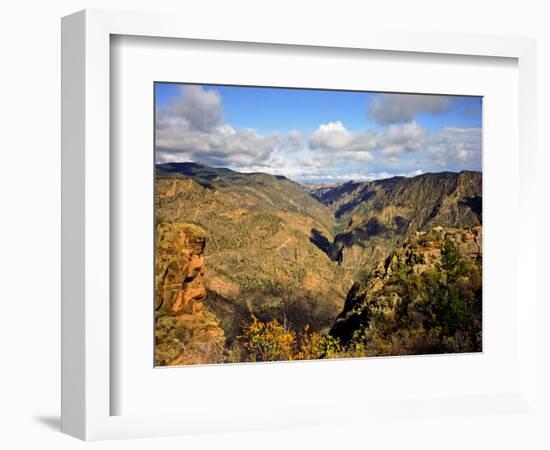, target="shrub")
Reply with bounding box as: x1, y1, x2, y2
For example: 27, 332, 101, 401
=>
237, 315, 349, 362
295, 325, 342, 360
238, 316, 296, 362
